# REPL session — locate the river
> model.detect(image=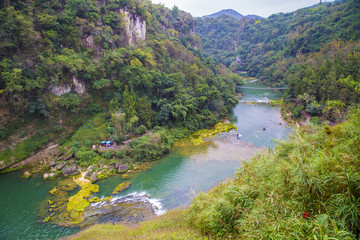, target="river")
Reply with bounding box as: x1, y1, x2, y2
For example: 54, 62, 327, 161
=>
0, 81, 291, 240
